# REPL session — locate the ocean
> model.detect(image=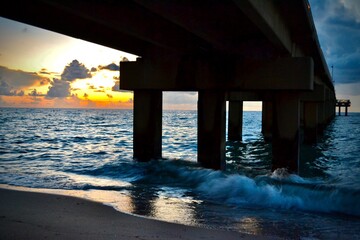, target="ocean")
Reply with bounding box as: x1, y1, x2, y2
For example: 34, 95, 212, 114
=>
1, 108, 359, 239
